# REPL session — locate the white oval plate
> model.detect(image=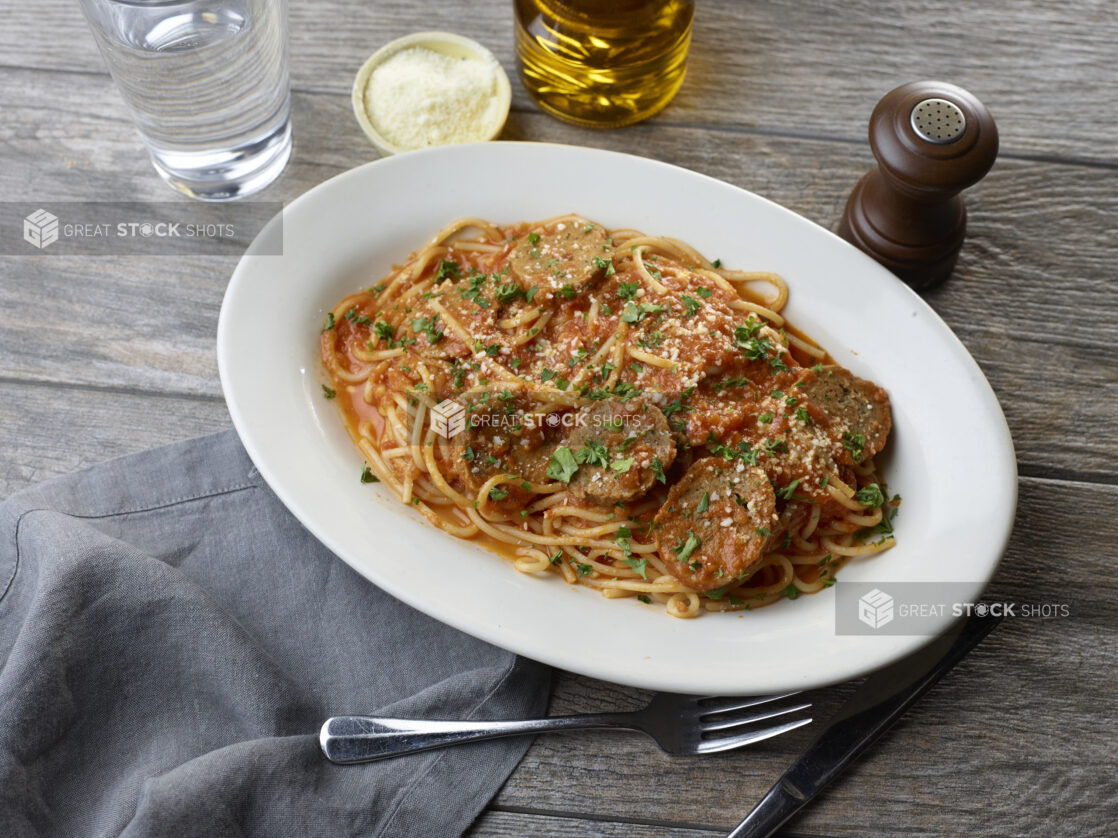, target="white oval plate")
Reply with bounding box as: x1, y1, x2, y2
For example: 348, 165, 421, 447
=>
218, 143, 1016, 694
